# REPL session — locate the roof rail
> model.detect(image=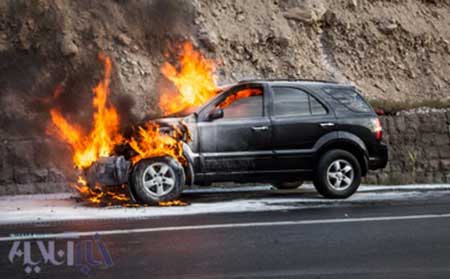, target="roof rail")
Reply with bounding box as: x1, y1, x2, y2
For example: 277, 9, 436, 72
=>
238, 79, 339, 84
